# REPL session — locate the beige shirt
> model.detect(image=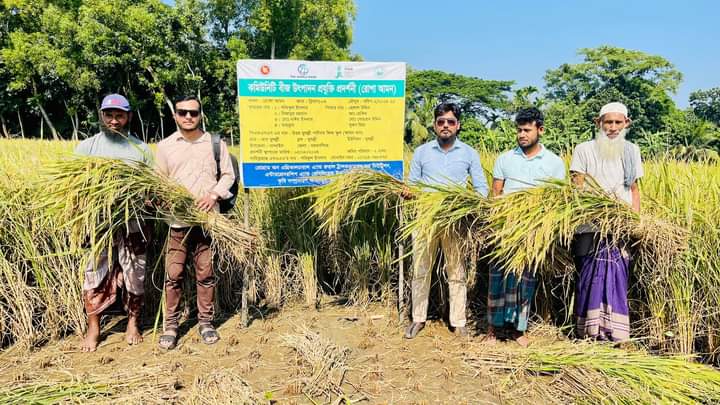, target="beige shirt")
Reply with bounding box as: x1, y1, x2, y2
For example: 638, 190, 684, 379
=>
155, 131, 235, 226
